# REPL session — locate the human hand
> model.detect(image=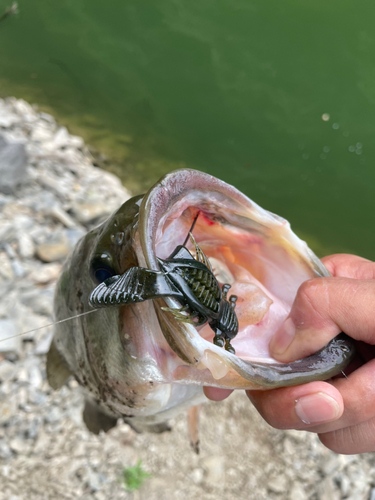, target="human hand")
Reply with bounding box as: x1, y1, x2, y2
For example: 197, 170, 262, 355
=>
204, 254, 375, 454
